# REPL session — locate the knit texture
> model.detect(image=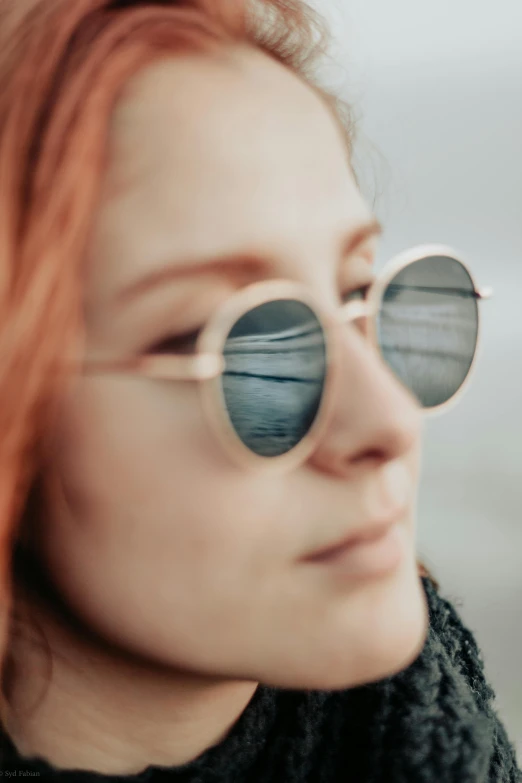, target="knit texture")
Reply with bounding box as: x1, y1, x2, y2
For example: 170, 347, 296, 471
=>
2, 577, 521, 782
